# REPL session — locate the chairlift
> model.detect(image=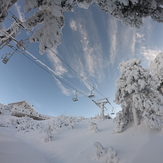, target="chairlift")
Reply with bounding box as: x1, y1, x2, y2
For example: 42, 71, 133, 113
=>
16, 39, 29, 50
88, 87, 95, 98
111, 107, 115, 115
1, 50, 16, 64
72, 90, 78, 102
103, 98, 115, 115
